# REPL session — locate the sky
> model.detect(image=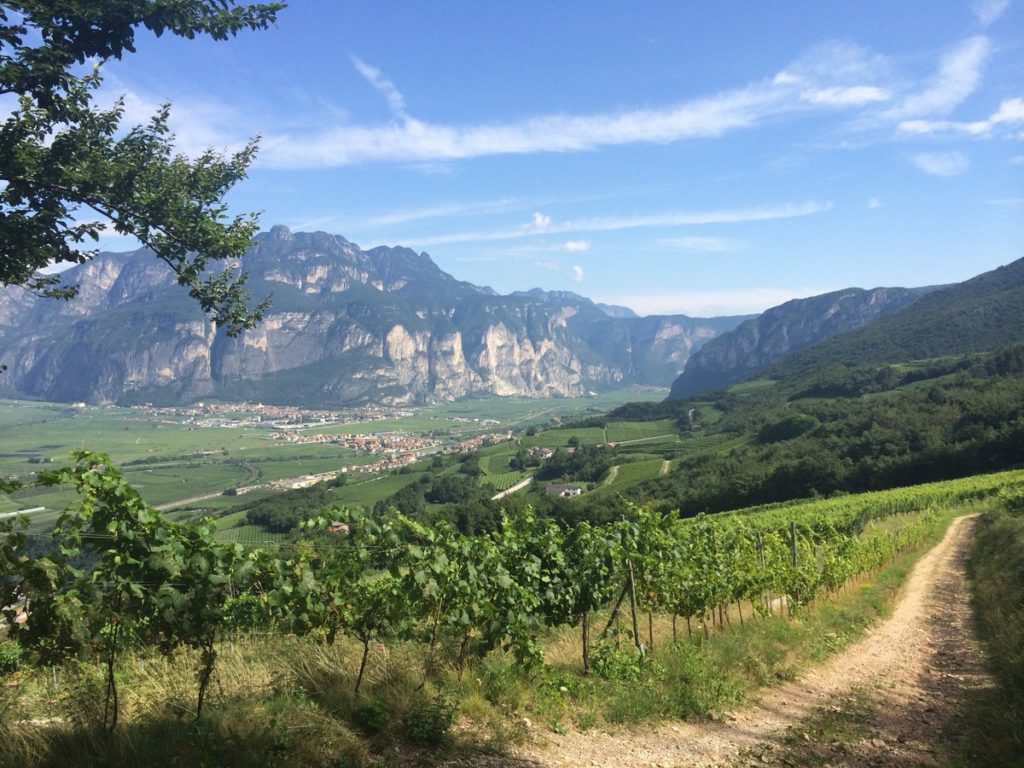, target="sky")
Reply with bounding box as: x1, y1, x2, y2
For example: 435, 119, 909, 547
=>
87, 0, 1024, 316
